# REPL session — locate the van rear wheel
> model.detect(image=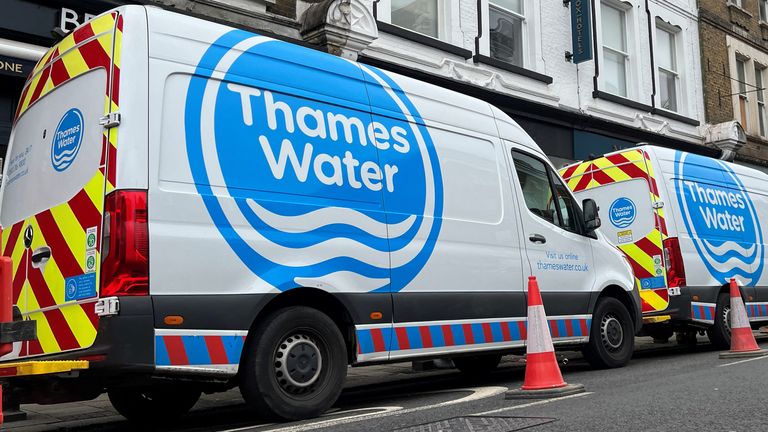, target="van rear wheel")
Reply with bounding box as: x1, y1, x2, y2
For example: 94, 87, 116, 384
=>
240, 306, 347, 421
707, 292, 731, 349
583, 297, 634, 368
108, 385, 200, 424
